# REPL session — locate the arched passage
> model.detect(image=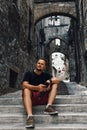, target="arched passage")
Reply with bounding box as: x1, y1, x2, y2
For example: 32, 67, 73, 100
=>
34, 12, 80, 82
43, 36, 76, 82
51, 52, 69, 81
